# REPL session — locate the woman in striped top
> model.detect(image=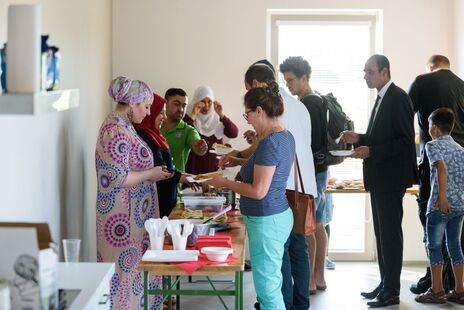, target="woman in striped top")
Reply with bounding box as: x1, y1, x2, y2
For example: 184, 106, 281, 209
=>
204, 81, 295, 310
